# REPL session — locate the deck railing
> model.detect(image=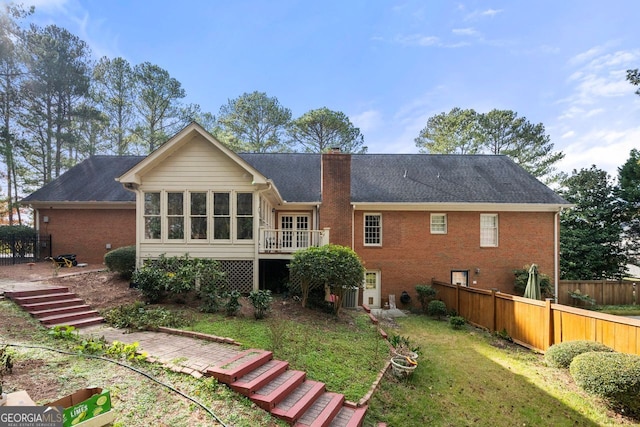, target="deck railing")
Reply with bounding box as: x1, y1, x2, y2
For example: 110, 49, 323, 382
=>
259, 228, 330, 253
